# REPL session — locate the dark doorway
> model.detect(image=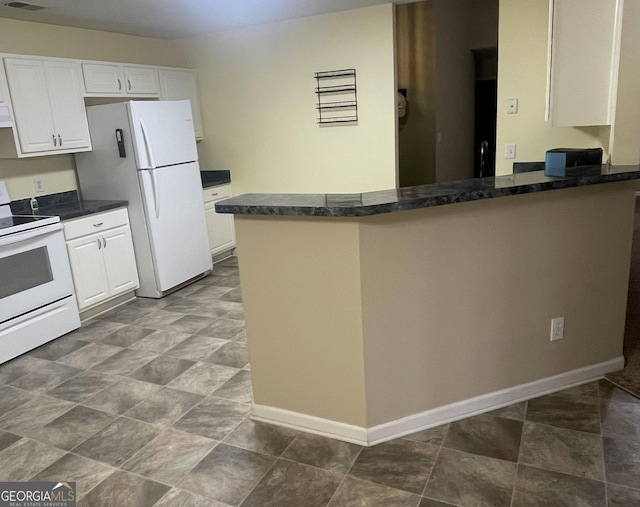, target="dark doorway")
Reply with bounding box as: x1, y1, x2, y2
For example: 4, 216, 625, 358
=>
473, 48, 497, 178
474, 78, 497, 178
